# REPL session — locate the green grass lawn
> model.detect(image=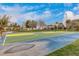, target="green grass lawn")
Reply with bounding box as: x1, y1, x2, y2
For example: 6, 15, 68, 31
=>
48, 39, 79, 56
